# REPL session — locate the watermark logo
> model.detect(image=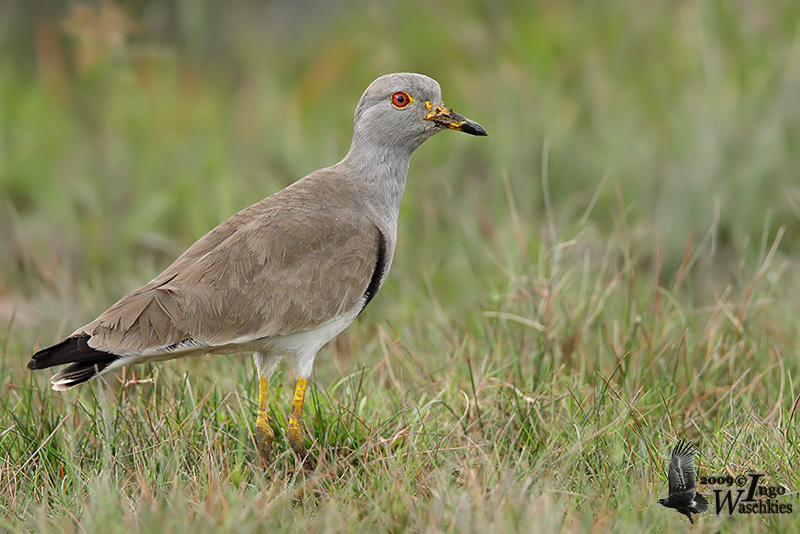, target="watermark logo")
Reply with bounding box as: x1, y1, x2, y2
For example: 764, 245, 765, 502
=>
657, 439, 709, 524
657, 440, 794, 523
702, 473, 793, 516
